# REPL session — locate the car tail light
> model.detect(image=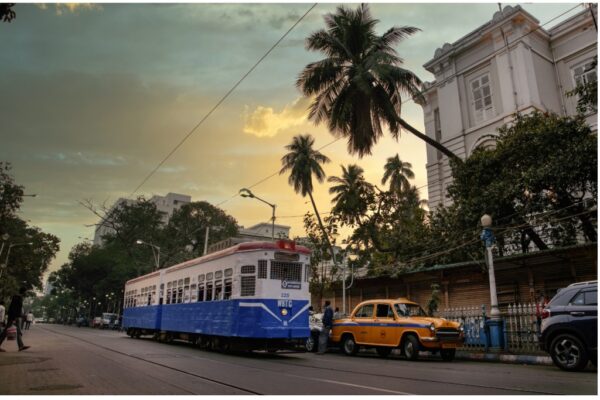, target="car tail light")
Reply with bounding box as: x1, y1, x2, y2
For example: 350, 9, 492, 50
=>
541, 309, 550, 319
